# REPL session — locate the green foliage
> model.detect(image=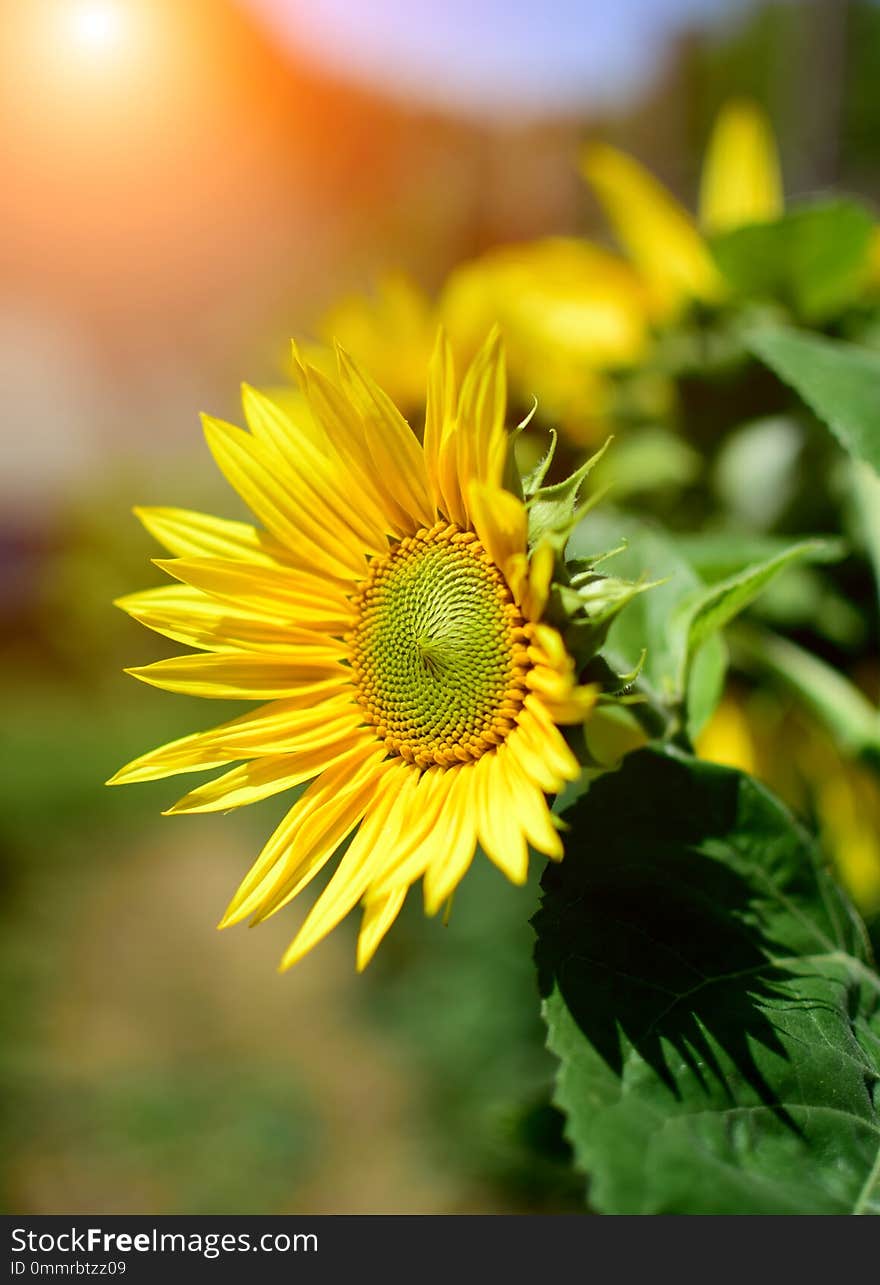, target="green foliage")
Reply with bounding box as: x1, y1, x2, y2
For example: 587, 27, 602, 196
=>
711, 417, 804, 531
534, 747, 880, 1214
748, 326, 880, 474
5, 1065, 318, 1215
733, 626, 880, 762
589, 426, 703, 501
571, 514, 836, 740
711, 200, 875, 321
848, 460, 880, 600
362, 859, 581, 1208
526, 440, 609, 550
674, 531, 829, 582
675, 538, 837, 677
571, 515, 714, 711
